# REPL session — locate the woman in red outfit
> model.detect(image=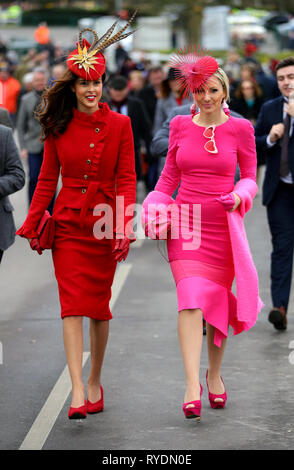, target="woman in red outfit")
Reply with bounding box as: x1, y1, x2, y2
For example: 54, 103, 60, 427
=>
16, 21, 137, 420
